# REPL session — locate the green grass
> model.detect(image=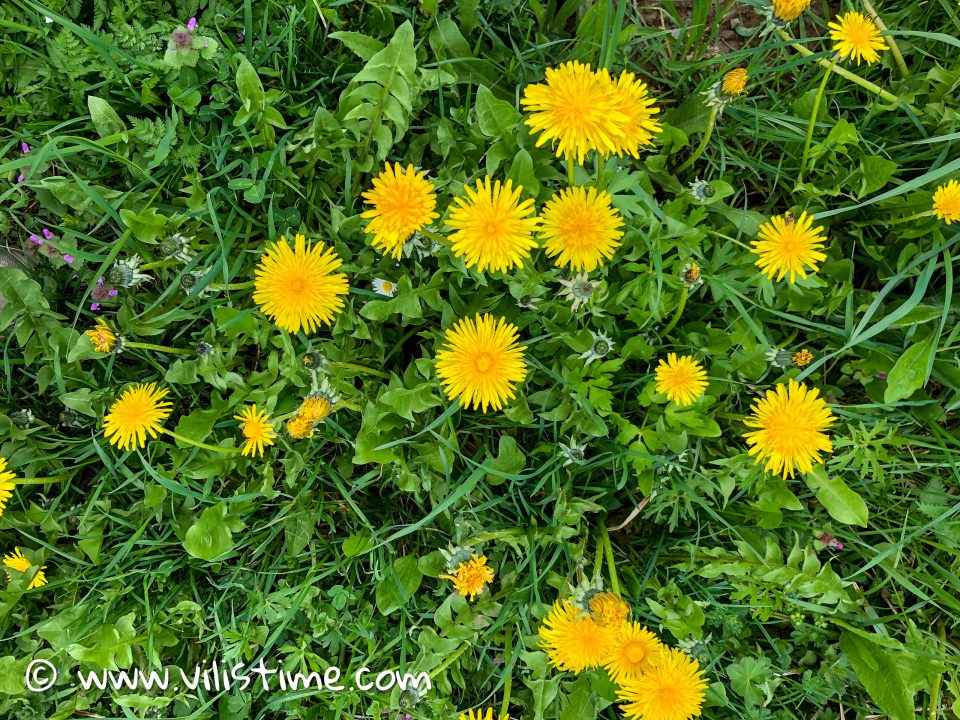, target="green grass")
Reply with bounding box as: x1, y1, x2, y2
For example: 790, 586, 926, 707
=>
1, 0, 959, 719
